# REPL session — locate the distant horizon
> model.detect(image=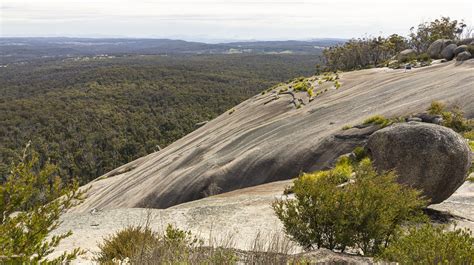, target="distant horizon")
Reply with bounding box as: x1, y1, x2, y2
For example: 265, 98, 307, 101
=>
0, 35, 350, 44
1, 0, 472, 41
